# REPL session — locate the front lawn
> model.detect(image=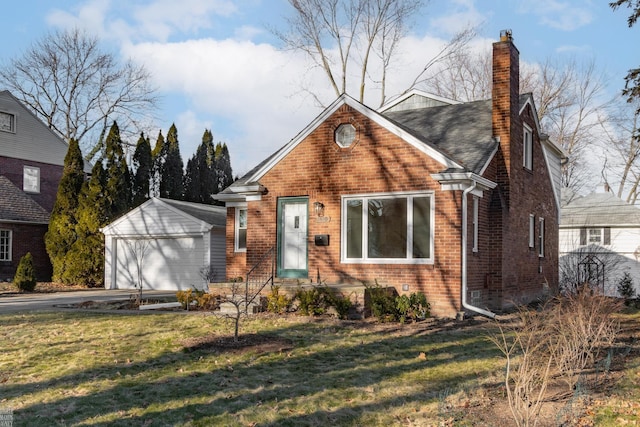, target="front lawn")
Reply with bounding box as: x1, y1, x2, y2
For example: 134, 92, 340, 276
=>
0, 309, 638, 426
